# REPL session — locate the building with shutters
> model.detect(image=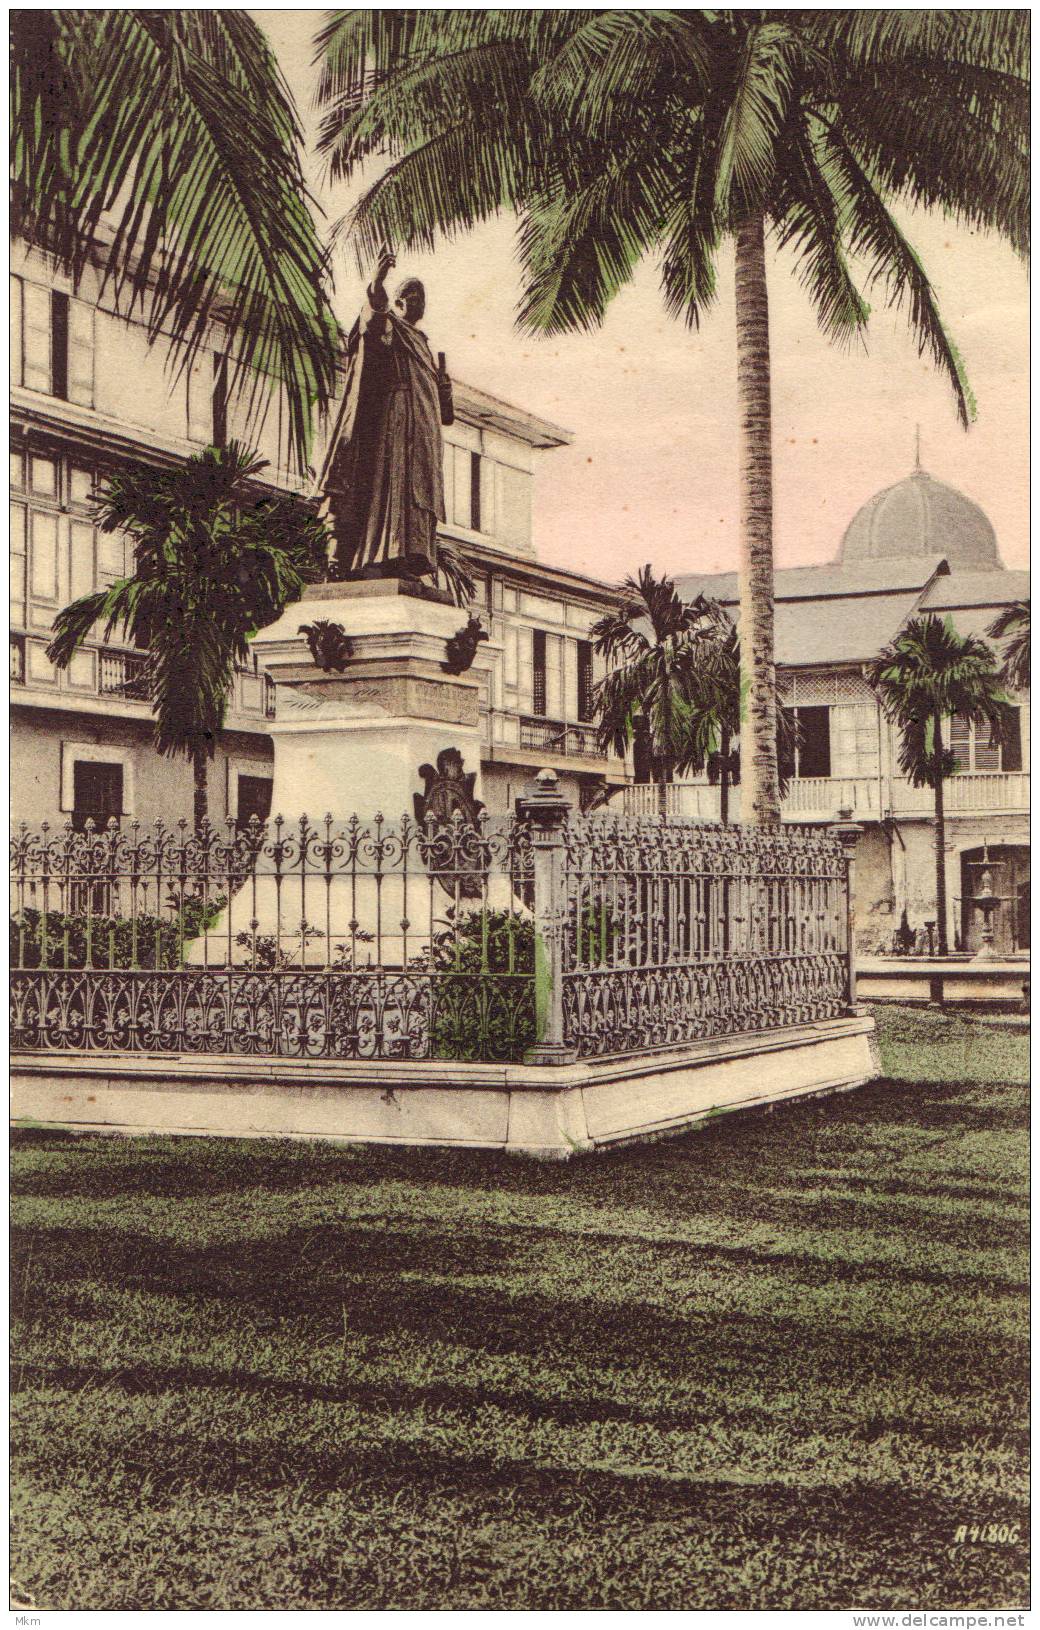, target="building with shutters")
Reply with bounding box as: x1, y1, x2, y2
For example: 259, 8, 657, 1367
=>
10, 236, 629, 839
627, 463, 1029, 955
